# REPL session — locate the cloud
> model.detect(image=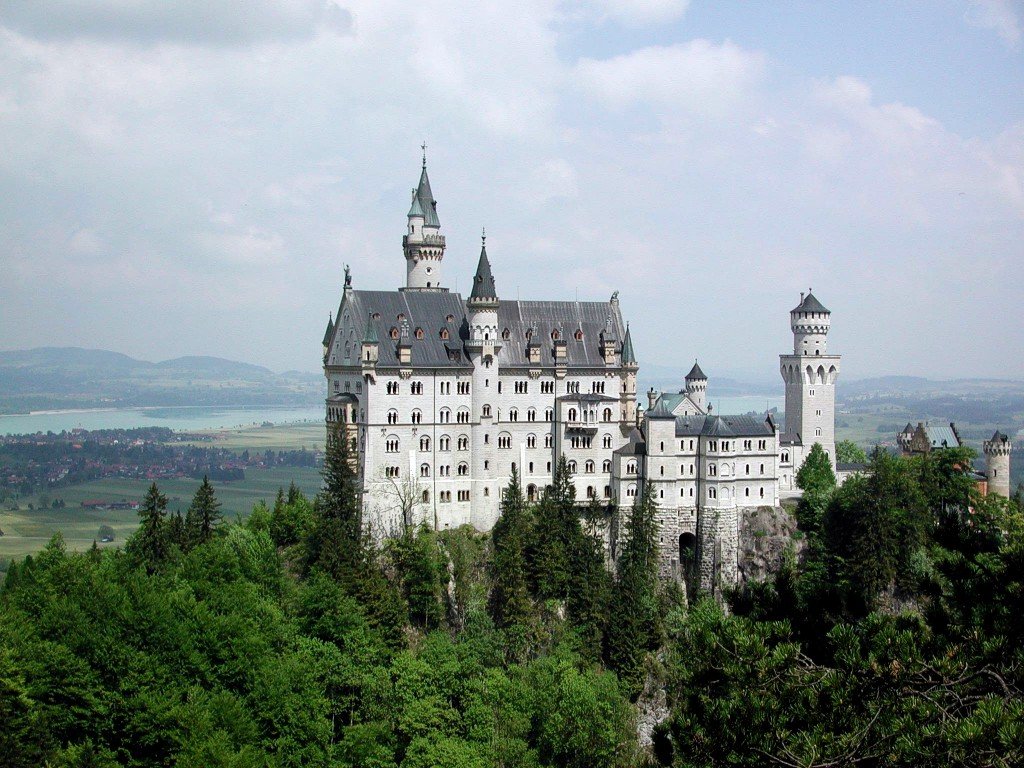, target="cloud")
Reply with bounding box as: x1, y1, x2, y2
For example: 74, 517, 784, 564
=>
0, 0, 352, 46
575, 40, 766, 115
965, 0, 1022, 47
592, 0, 690, 26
